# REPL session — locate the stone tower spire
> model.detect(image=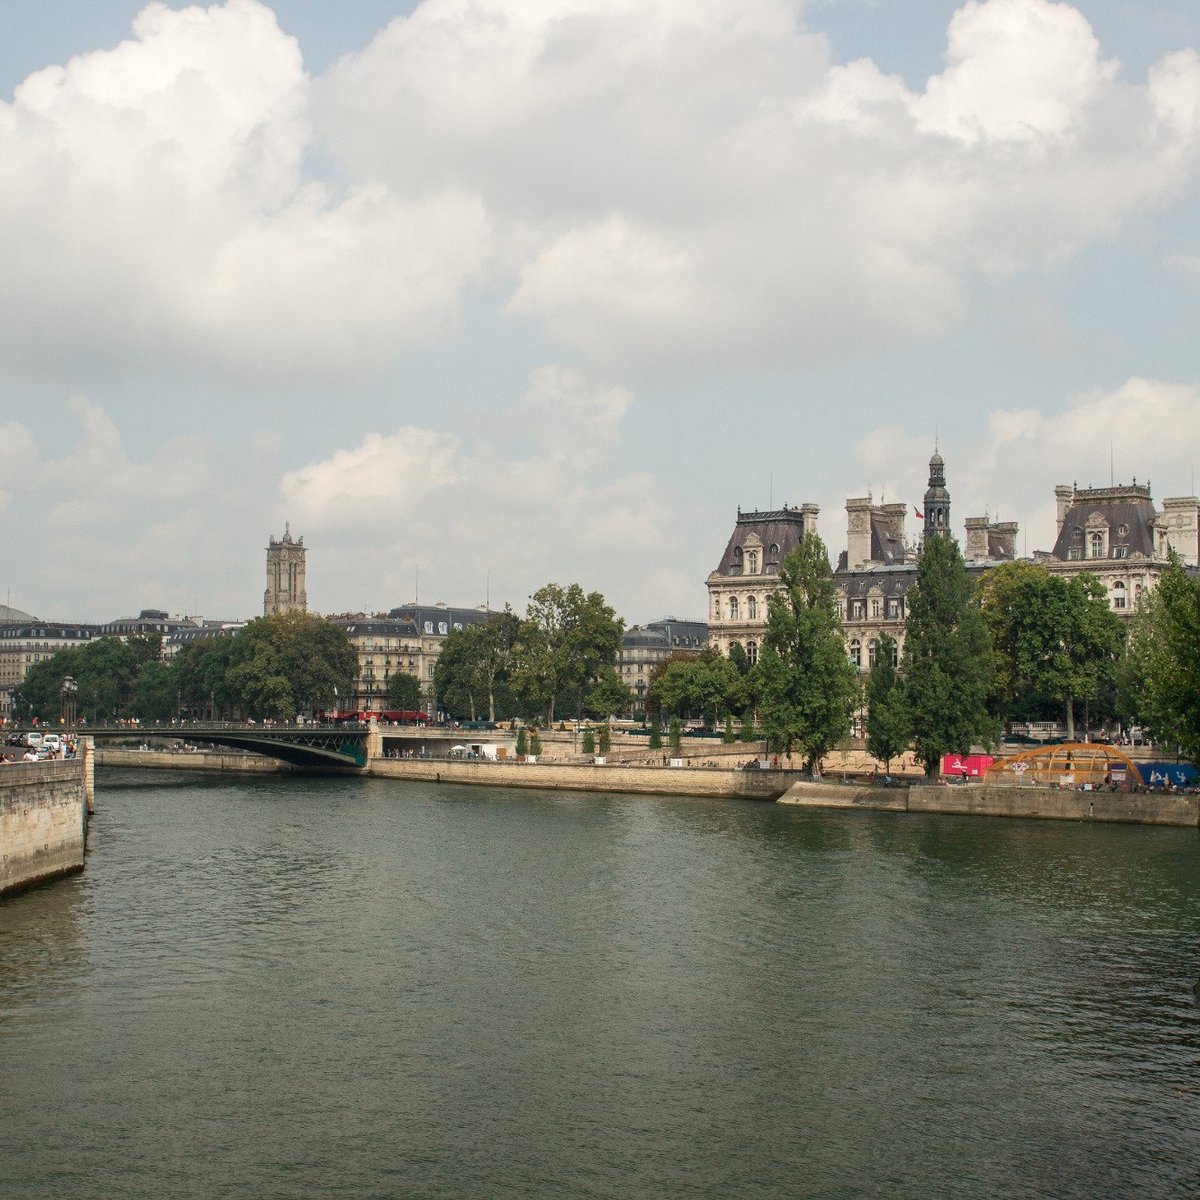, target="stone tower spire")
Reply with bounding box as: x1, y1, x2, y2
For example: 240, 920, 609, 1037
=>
923, 449, 951, 542
264, 526, 307, 615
